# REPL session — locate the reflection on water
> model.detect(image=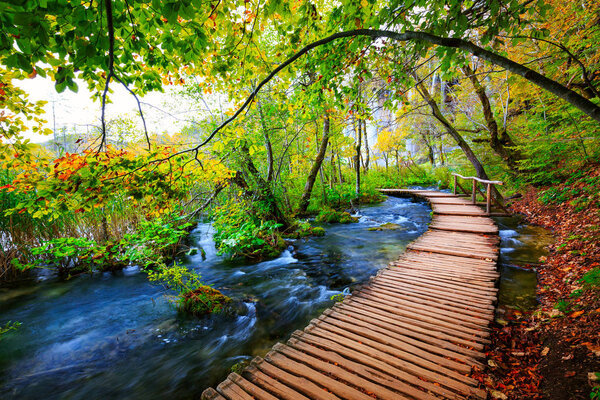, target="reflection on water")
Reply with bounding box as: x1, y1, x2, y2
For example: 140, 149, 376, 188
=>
495, 215, 554, 310
0, 196, 431, 399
